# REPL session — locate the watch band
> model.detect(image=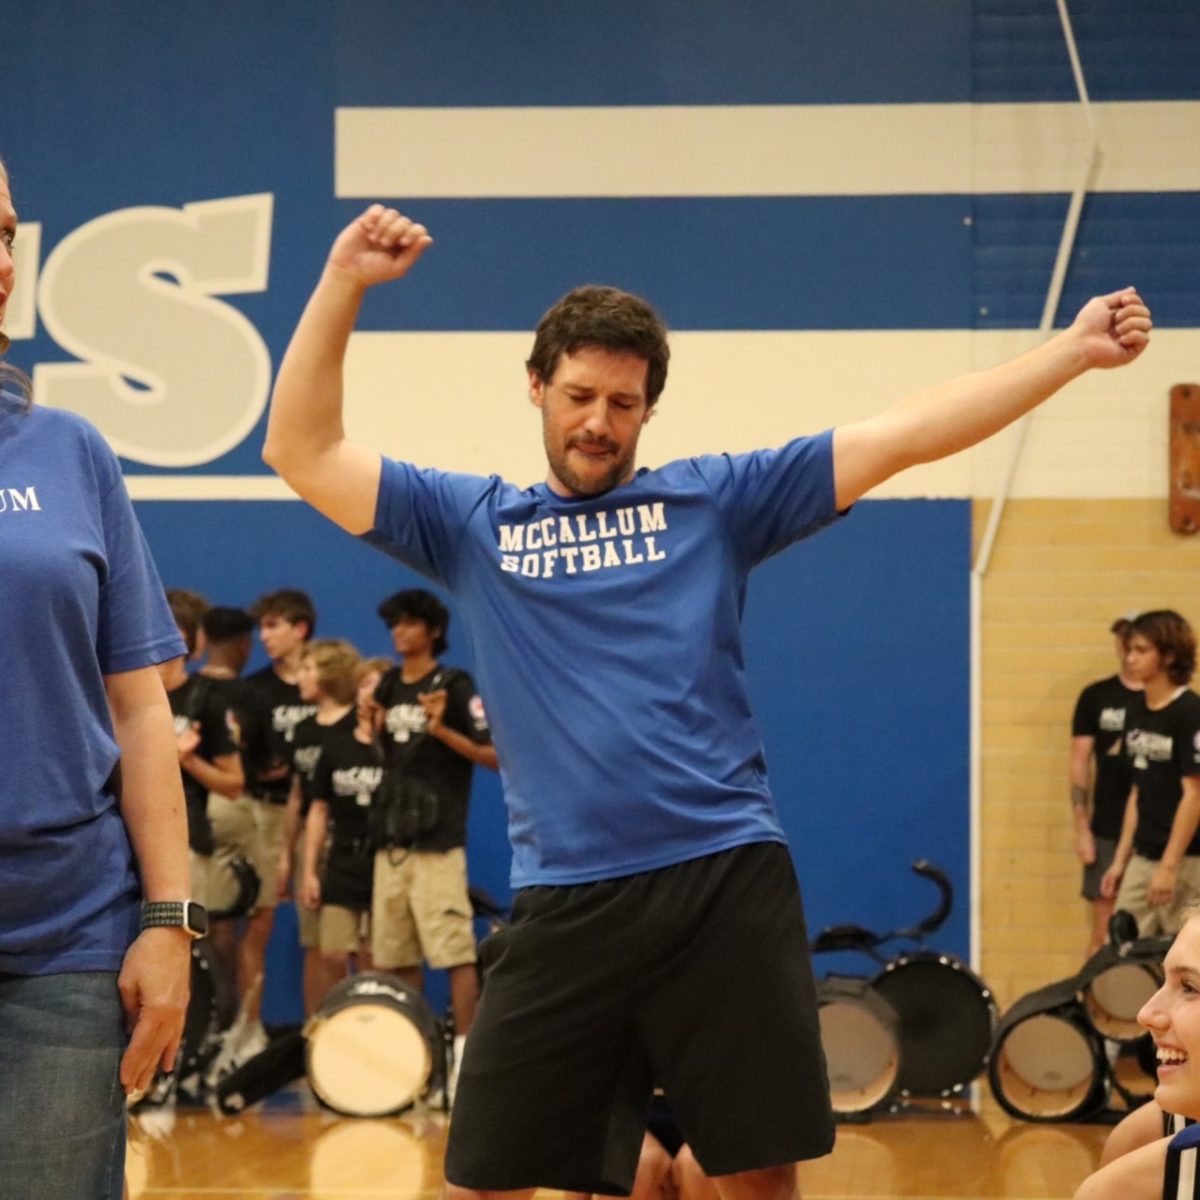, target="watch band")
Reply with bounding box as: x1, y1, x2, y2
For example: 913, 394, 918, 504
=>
140, 899, 208, 938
